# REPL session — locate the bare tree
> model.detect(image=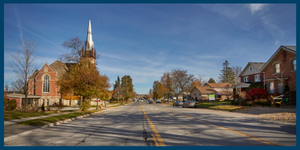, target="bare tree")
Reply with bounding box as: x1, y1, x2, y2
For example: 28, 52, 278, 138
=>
4, 83, 10, 92
232, 66, 243, 86
10, 39, 39, 110
198, 74, 206, 86
59, 37, 100, 63
171, 69, 195, 100
59, 37, 83, 63
11, 79, 25, 93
